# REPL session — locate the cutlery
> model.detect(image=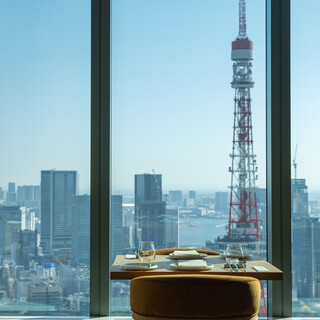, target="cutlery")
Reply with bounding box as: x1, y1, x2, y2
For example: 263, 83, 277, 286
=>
238, 257, 247, 271
232, 261, 239, 271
